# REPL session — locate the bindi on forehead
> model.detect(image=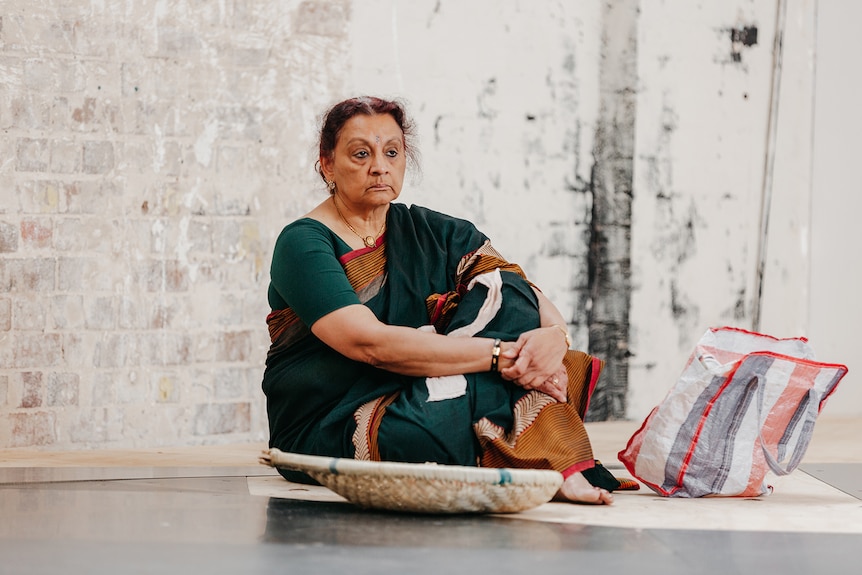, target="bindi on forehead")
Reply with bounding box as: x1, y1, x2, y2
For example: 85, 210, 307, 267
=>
339, 116, 404, 148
